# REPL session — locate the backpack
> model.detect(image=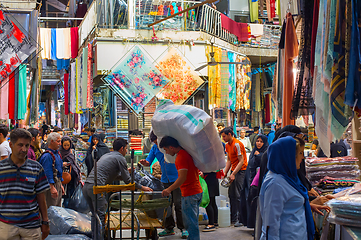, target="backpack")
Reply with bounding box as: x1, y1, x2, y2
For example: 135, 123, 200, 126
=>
38, 150, 59, 183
